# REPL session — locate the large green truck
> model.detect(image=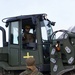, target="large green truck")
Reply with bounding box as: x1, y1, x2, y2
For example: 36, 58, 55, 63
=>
0, 13, 75, 75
